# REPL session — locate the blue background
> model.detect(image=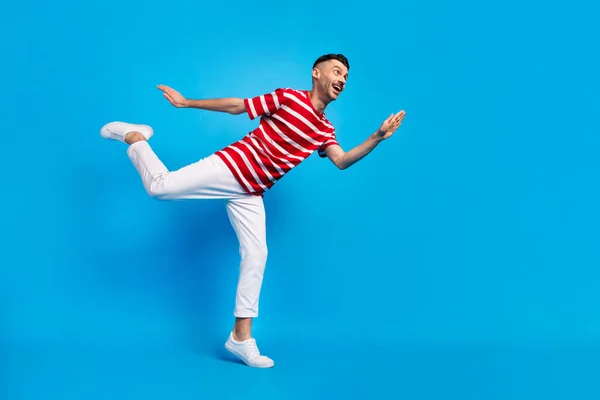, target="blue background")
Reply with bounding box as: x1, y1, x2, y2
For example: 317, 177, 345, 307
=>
1, 0, 599, 399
